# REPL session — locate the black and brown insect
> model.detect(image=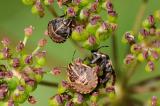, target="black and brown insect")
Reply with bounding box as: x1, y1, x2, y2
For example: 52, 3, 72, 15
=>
67, 46, 116, 94
48, 16, 75, 43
